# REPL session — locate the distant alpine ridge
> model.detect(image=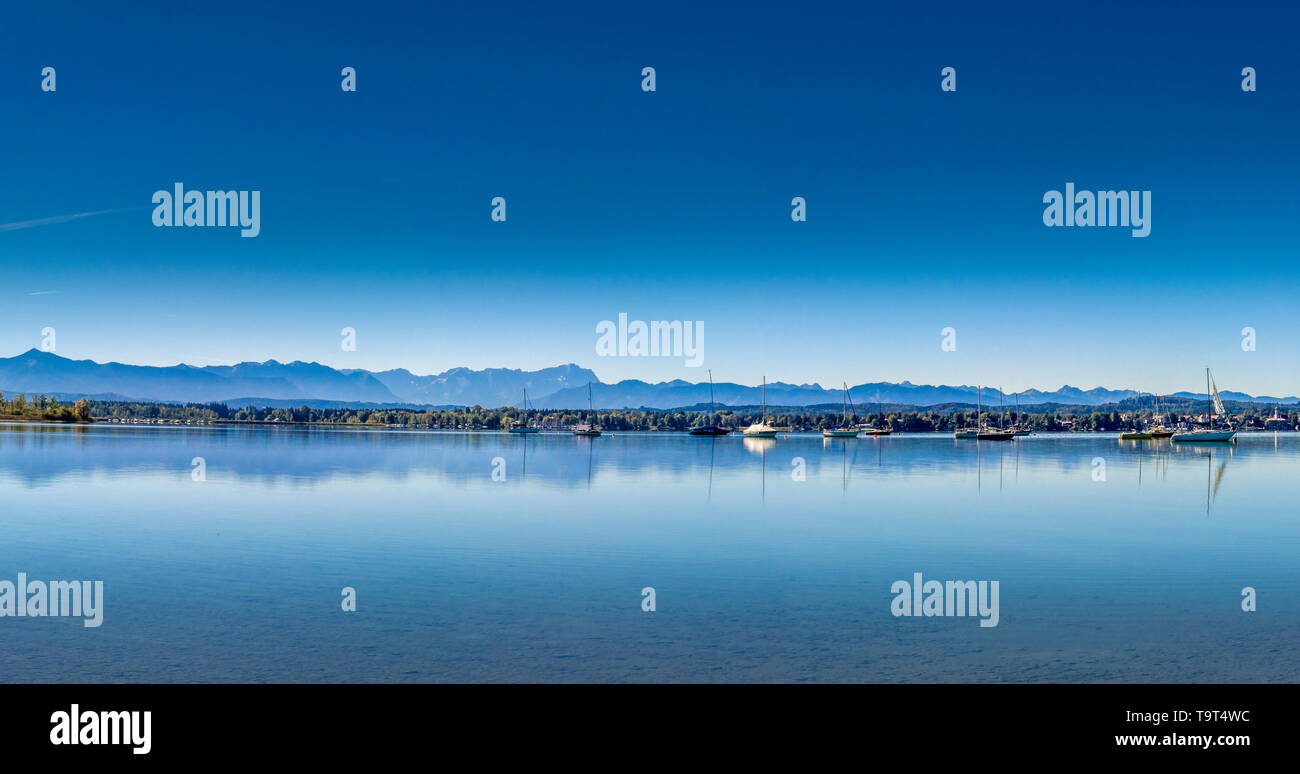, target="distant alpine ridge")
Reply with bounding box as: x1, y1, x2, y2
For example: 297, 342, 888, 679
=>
1, 349, 1296, 410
